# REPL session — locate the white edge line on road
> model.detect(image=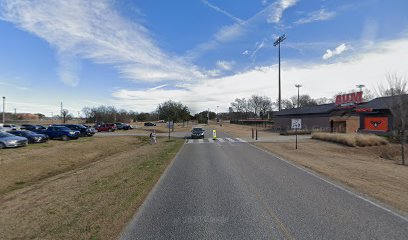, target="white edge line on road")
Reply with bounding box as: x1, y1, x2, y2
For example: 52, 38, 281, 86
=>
119, 143, 186, 239
249, 144, 408, 223
236, 138, 246, 143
